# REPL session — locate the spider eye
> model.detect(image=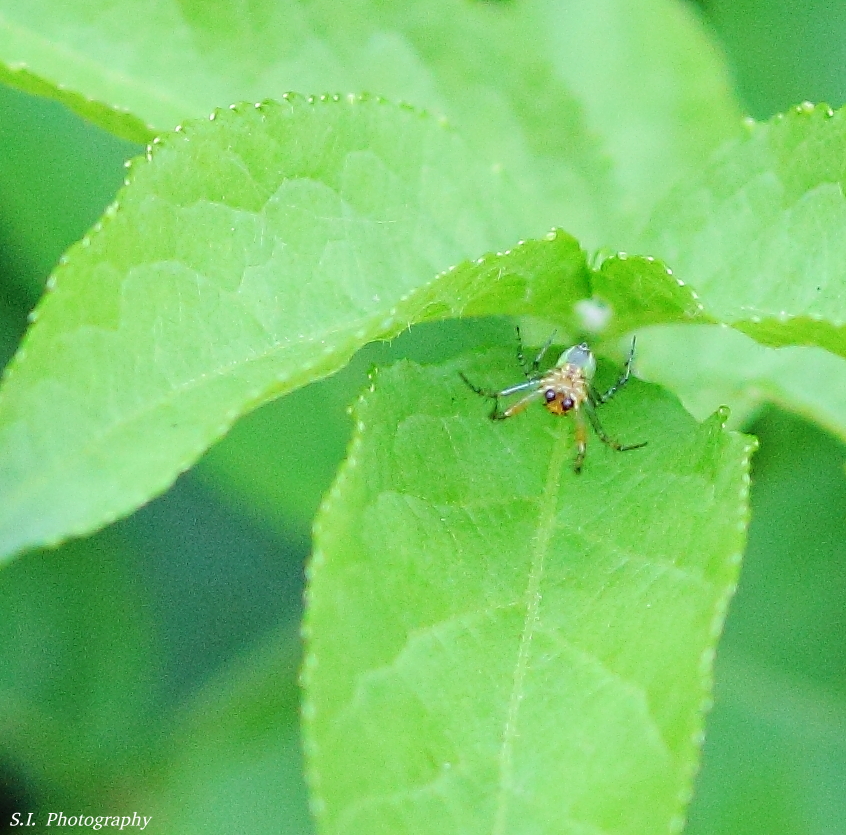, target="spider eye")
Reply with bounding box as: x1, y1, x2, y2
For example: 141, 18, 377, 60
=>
545, 389, 556, 402
561, 395, 575, 410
